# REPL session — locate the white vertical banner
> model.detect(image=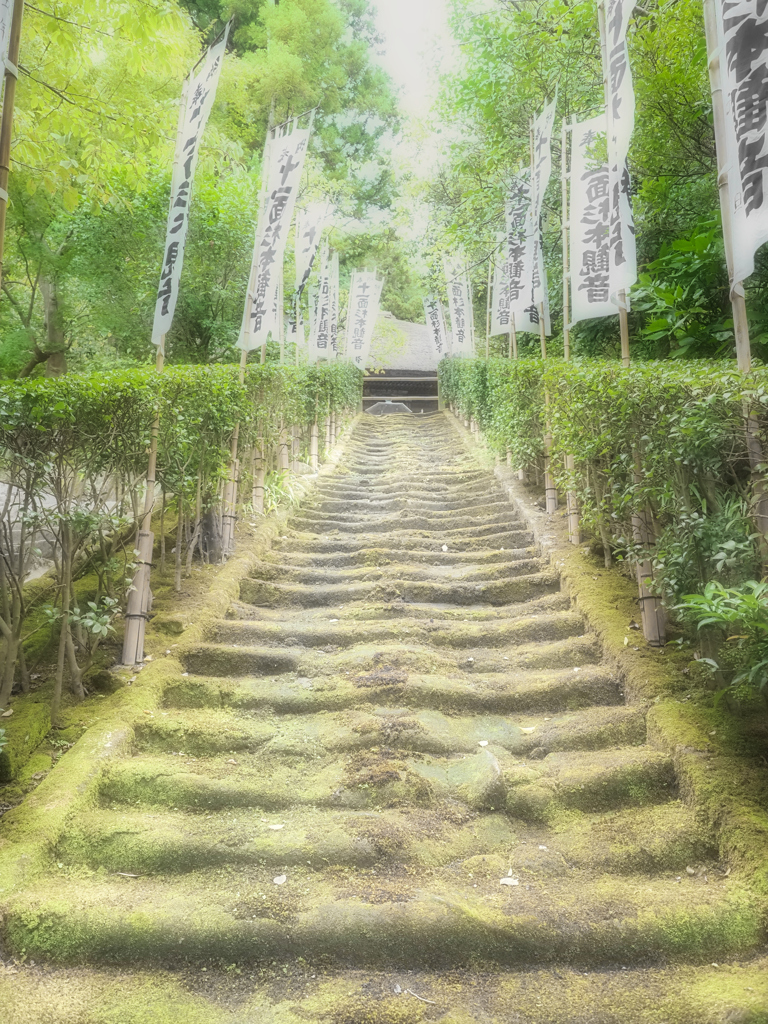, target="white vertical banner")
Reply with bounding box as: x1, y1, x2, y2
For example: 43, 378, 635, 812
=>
443, 258, 475, 357
715, 0, 768, 287
347, 271, 384, 370
517, 97, 556, 336
424, 295, 448, 356
238, 120, 311, 352
569, 115, 620, 323
295, 201, 332, 293
603, 0, 637, 297
152, 25, 231, 346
